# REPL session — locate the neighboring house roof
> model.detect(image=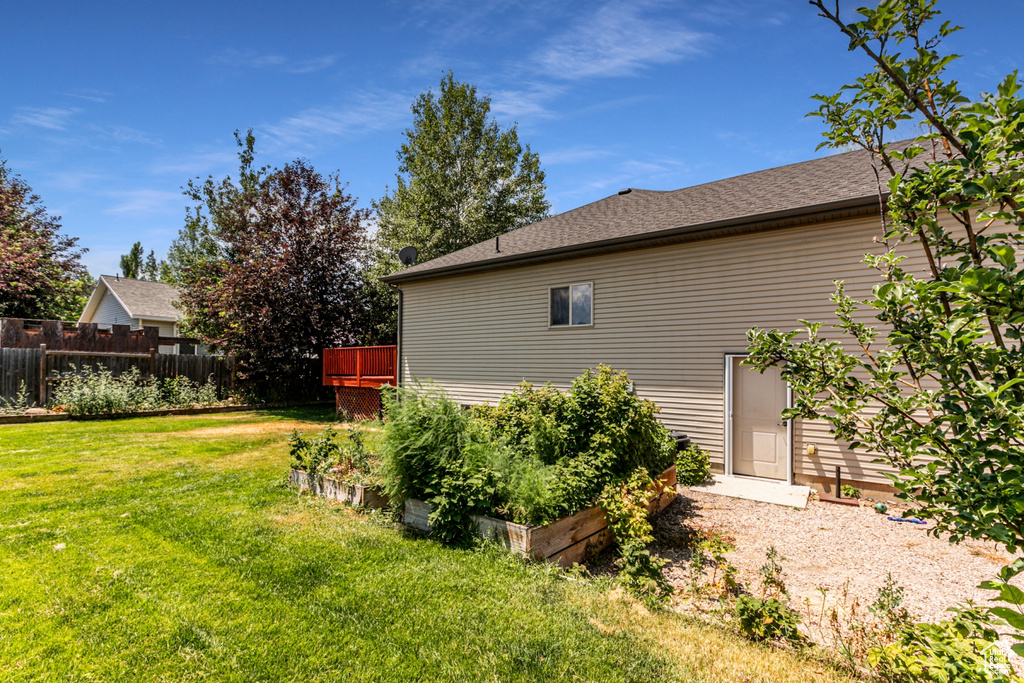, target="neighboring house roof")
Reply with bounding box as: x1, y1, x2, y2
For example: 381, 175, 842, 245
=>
382, 144, 912, 285
79, 275, 181, 324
